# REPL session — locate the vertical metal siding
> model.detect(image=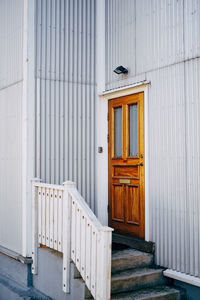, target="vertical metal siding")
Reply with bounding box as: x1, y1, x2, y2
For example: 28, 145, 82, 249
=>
147, 59, 200, 277
136, 0, 184, 74
105, 0, 136, 90
184, 0, 200, 60
105, 0, 200, 278
0, 0, 24, 253
35, 0, 96, 209
0, 0, 24, 88
0, 82, 23, 254
105, 0, 185, 90
147, 63, 187, 274
184, 58, 200, 277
